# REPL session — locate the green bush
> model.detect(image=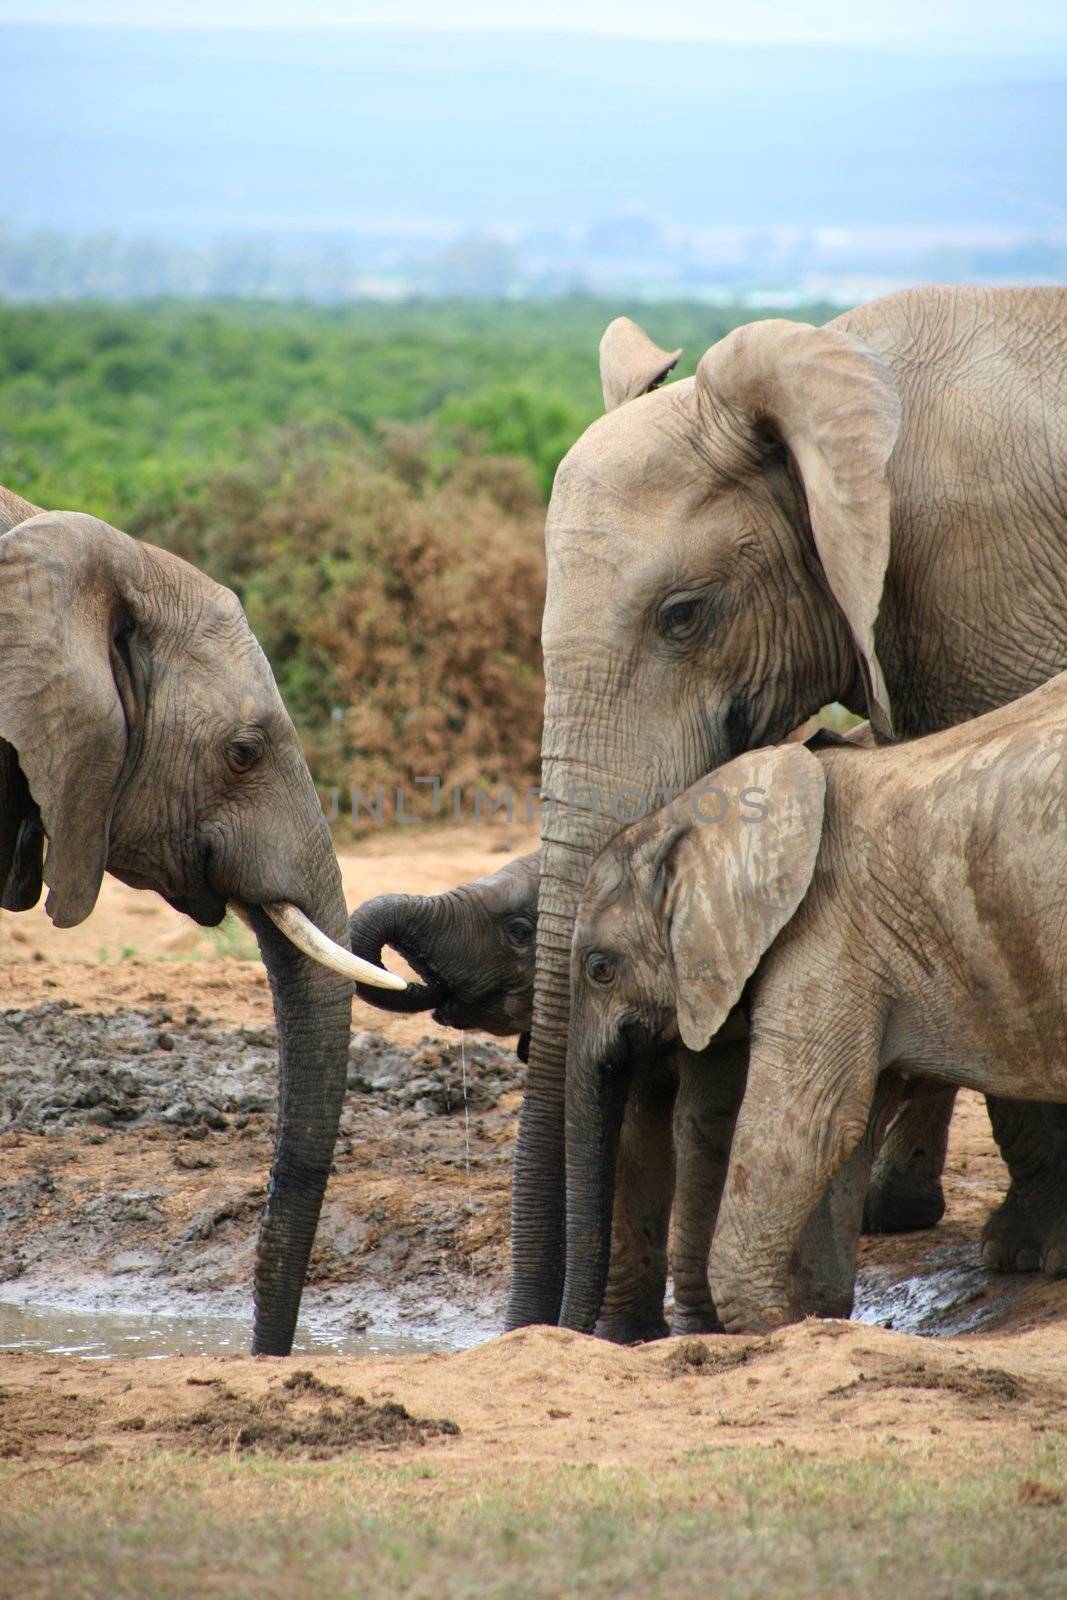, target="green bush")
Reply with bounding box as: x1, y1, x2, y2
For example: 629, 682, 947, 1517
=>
0, 297, 837, 791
